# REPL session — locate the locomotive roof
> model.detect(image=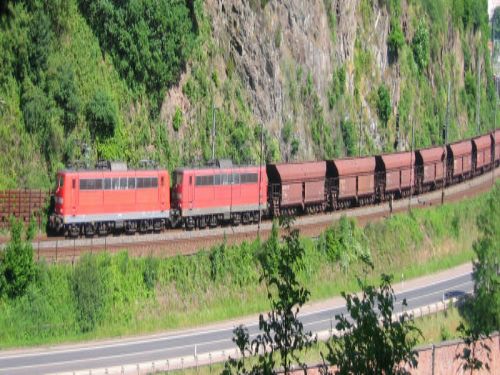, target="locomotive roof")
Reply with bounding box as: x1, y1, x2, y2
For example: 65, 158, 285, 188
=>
174, 164, 261, 172
58, 168, 166, 174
